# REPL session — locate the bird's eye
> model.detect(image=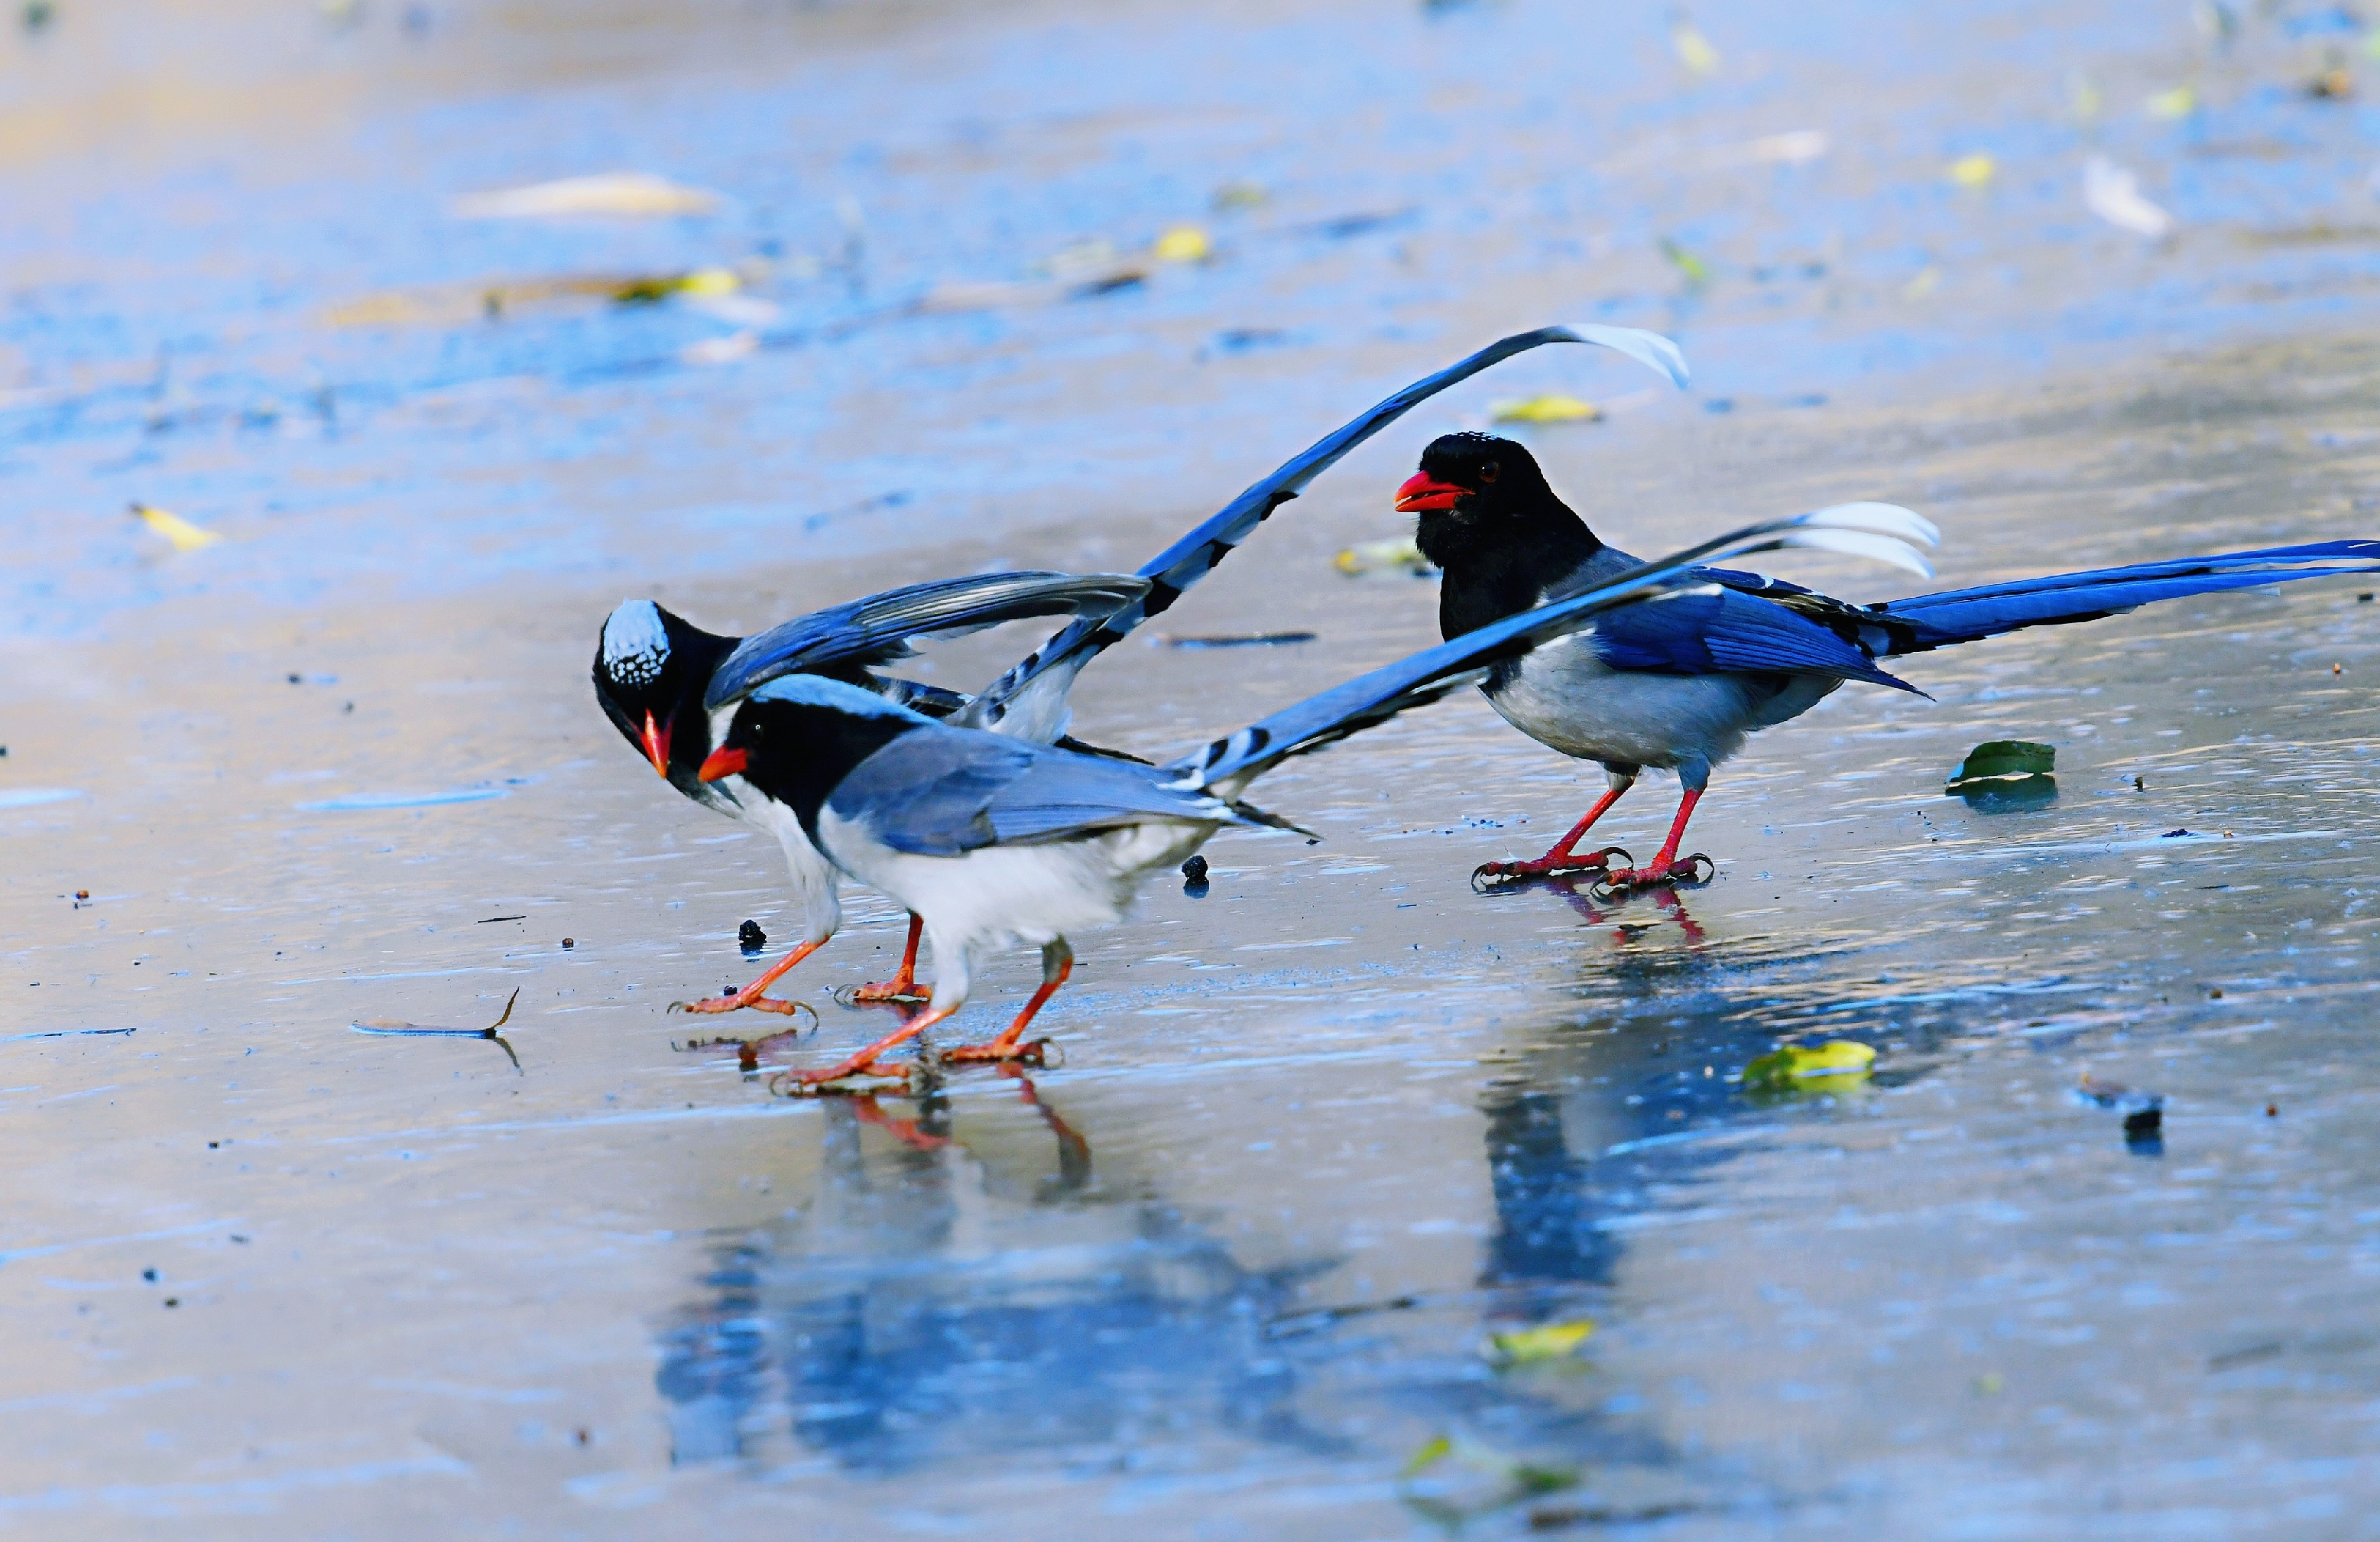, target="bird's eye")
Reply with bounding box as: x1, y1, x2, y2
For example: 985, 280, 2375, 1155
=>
1480, 463, 1500, 483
